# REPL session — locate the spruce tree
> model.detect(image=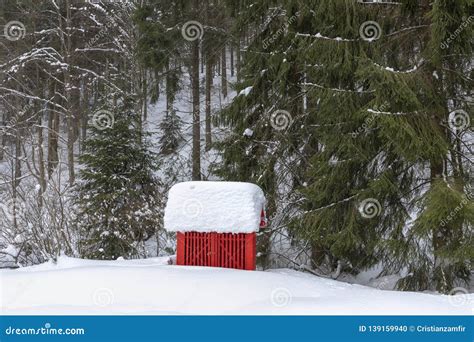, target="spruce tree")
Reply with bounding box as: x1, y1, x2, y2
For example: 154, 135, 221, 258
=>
375, 0, 473, 292
214, 0, 308, 268
159, 109, 184, 155
75, 99, 162, 259
216, 0, 473, 291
